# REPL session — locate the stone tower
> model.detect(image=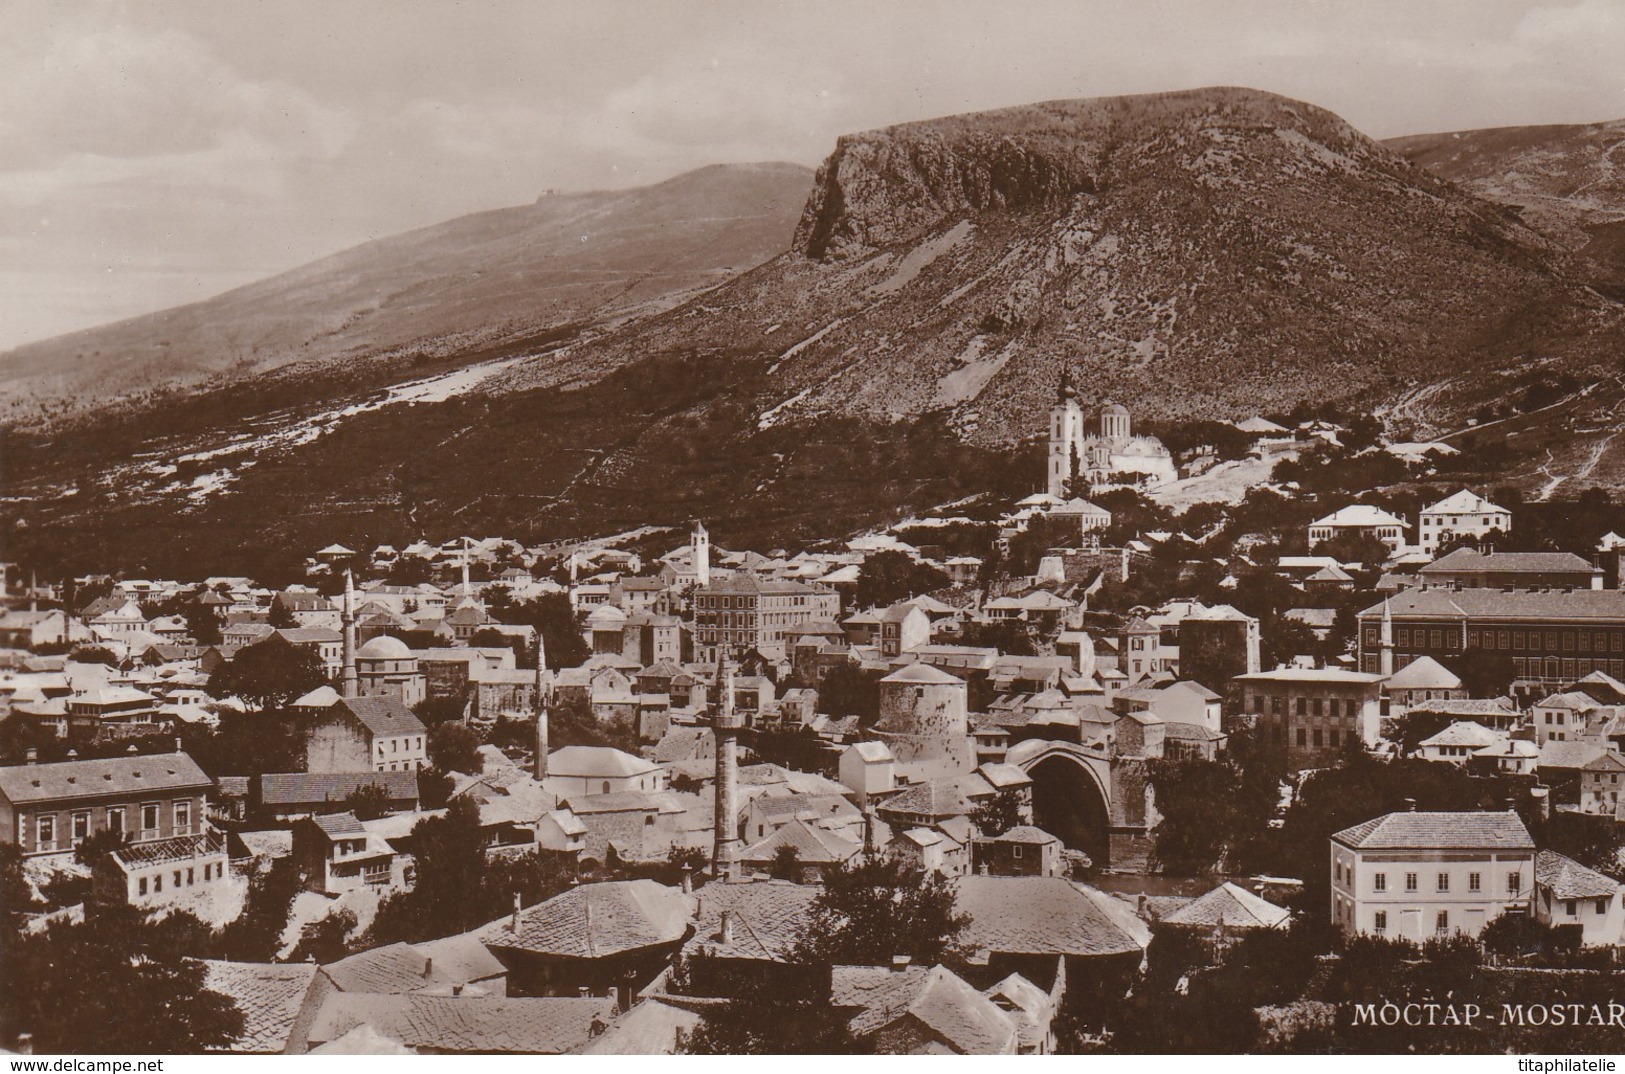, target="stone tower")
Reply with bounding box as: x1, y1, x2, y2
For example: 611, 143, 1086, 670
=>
340, 569, 359, 699
692, 520, 711, 588
1047, 371, 1086, 498
712, 648, 741, 880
